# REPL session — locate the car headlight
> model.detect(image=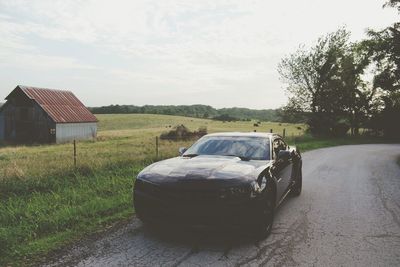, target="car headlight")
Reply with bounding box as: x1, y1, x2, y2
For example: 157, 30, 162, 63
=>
250, 177, 267, 198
